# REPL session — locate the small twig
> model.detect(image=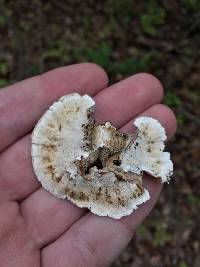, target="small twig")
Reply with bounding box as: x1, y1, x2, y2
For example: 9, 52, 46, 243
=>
182, 12, 200, 39
178, 107, 200, 126
136, 35, 174, 51
49, 0, 68, 13
0, 34, 4, 53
